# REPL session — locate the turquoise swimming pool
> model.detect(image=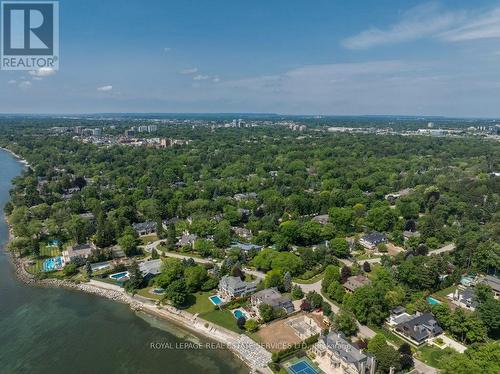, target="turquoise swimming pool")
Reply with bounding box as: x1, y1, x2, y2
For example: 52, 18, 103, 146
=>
109, 271, 129, 280
209, 295, 222, 305
42, 256, 63, 272
233, 309, 247, 319
427, 296, 441, 305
